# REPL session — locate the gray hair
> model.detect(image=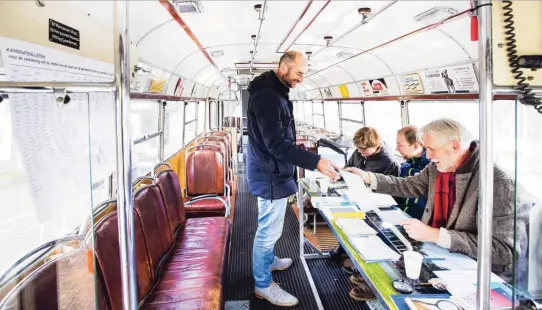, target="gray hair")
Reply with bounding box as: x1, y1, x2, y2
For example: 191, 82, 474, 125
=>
420, 118, 473, 148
